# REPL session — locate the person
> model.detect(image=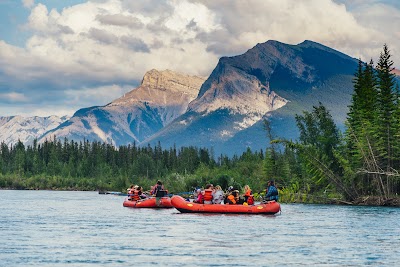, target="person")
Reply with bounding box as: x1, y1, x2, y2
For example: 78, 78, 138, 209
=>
243, 185, 254, 205
212, 185, 224, 204
152, 180, 167, 197
126, 184, 135, 200
131, 185, 141, 201
265, 180, 279, 201
224, 186, 234, 204
137, 186, 148, 199
193, 188, 204, 204
127, 184, 134, 193
203, 184, 214, 204
226, 190, 240, 205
